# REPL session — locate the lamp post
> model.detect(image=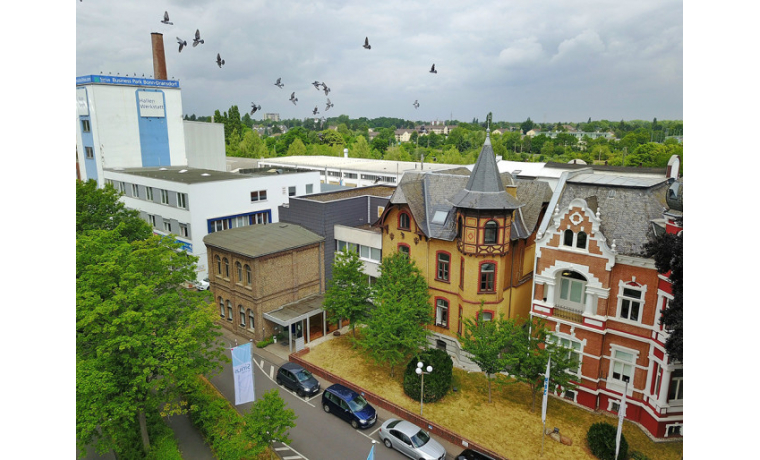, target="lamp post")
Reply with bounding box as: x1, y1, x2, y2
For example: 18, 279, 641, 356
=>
416, 361, 433, 416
